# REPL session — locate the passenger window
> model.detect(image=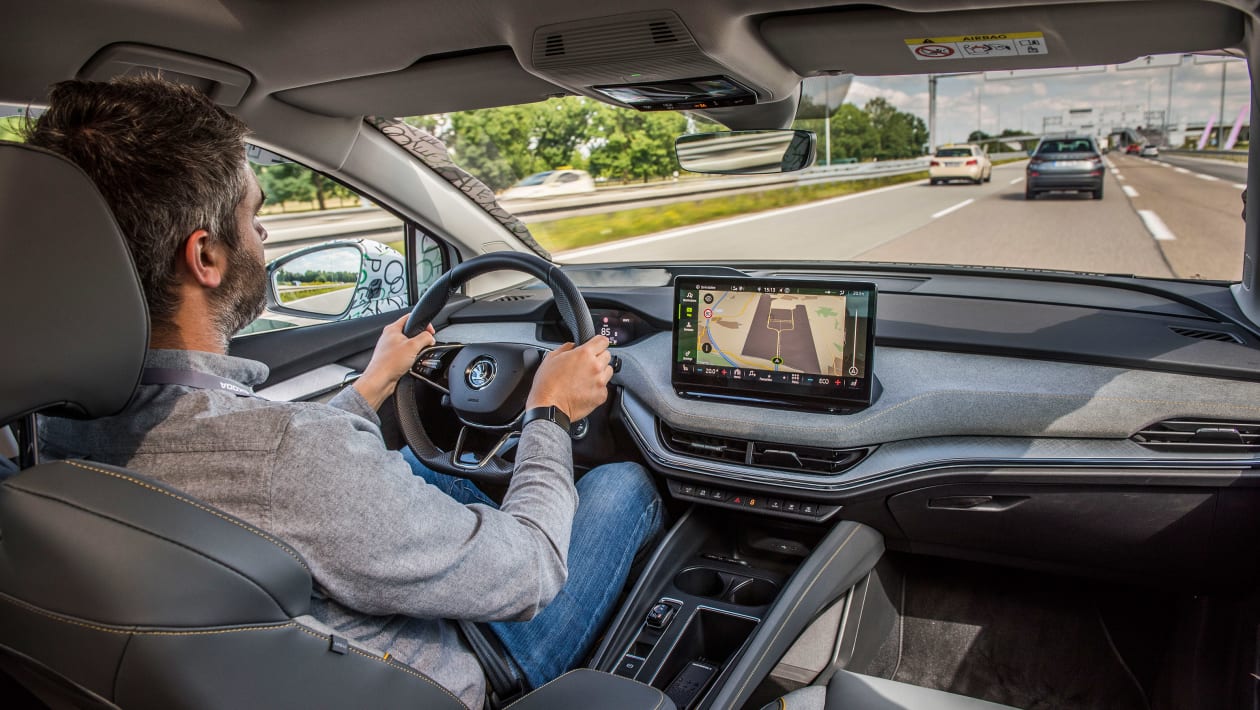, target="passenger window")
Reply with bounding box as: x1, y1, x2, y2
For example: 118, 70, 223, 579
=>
239, 149, 431, 336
